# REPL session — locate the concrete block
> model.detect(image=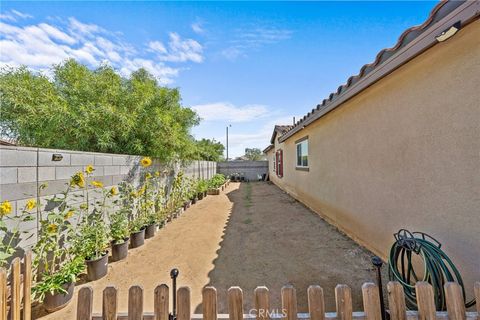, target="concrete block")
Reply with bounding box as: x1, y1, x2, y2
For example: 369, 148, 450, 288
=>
39, 150, 71, 166
104, 165, 120, 176
0, 182, 36, 201
71, 153, 95, 166
0, 148, 37, 167
56, 166, 83, 180
112, 156, 128, 166
91, 166, 104, 177
0, 167, 17, 184
38, 167, 55, 181
112, 174, 127, 185
120, 166, 131, 175
18, 167, 36, 183
94, 155, 112, 166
